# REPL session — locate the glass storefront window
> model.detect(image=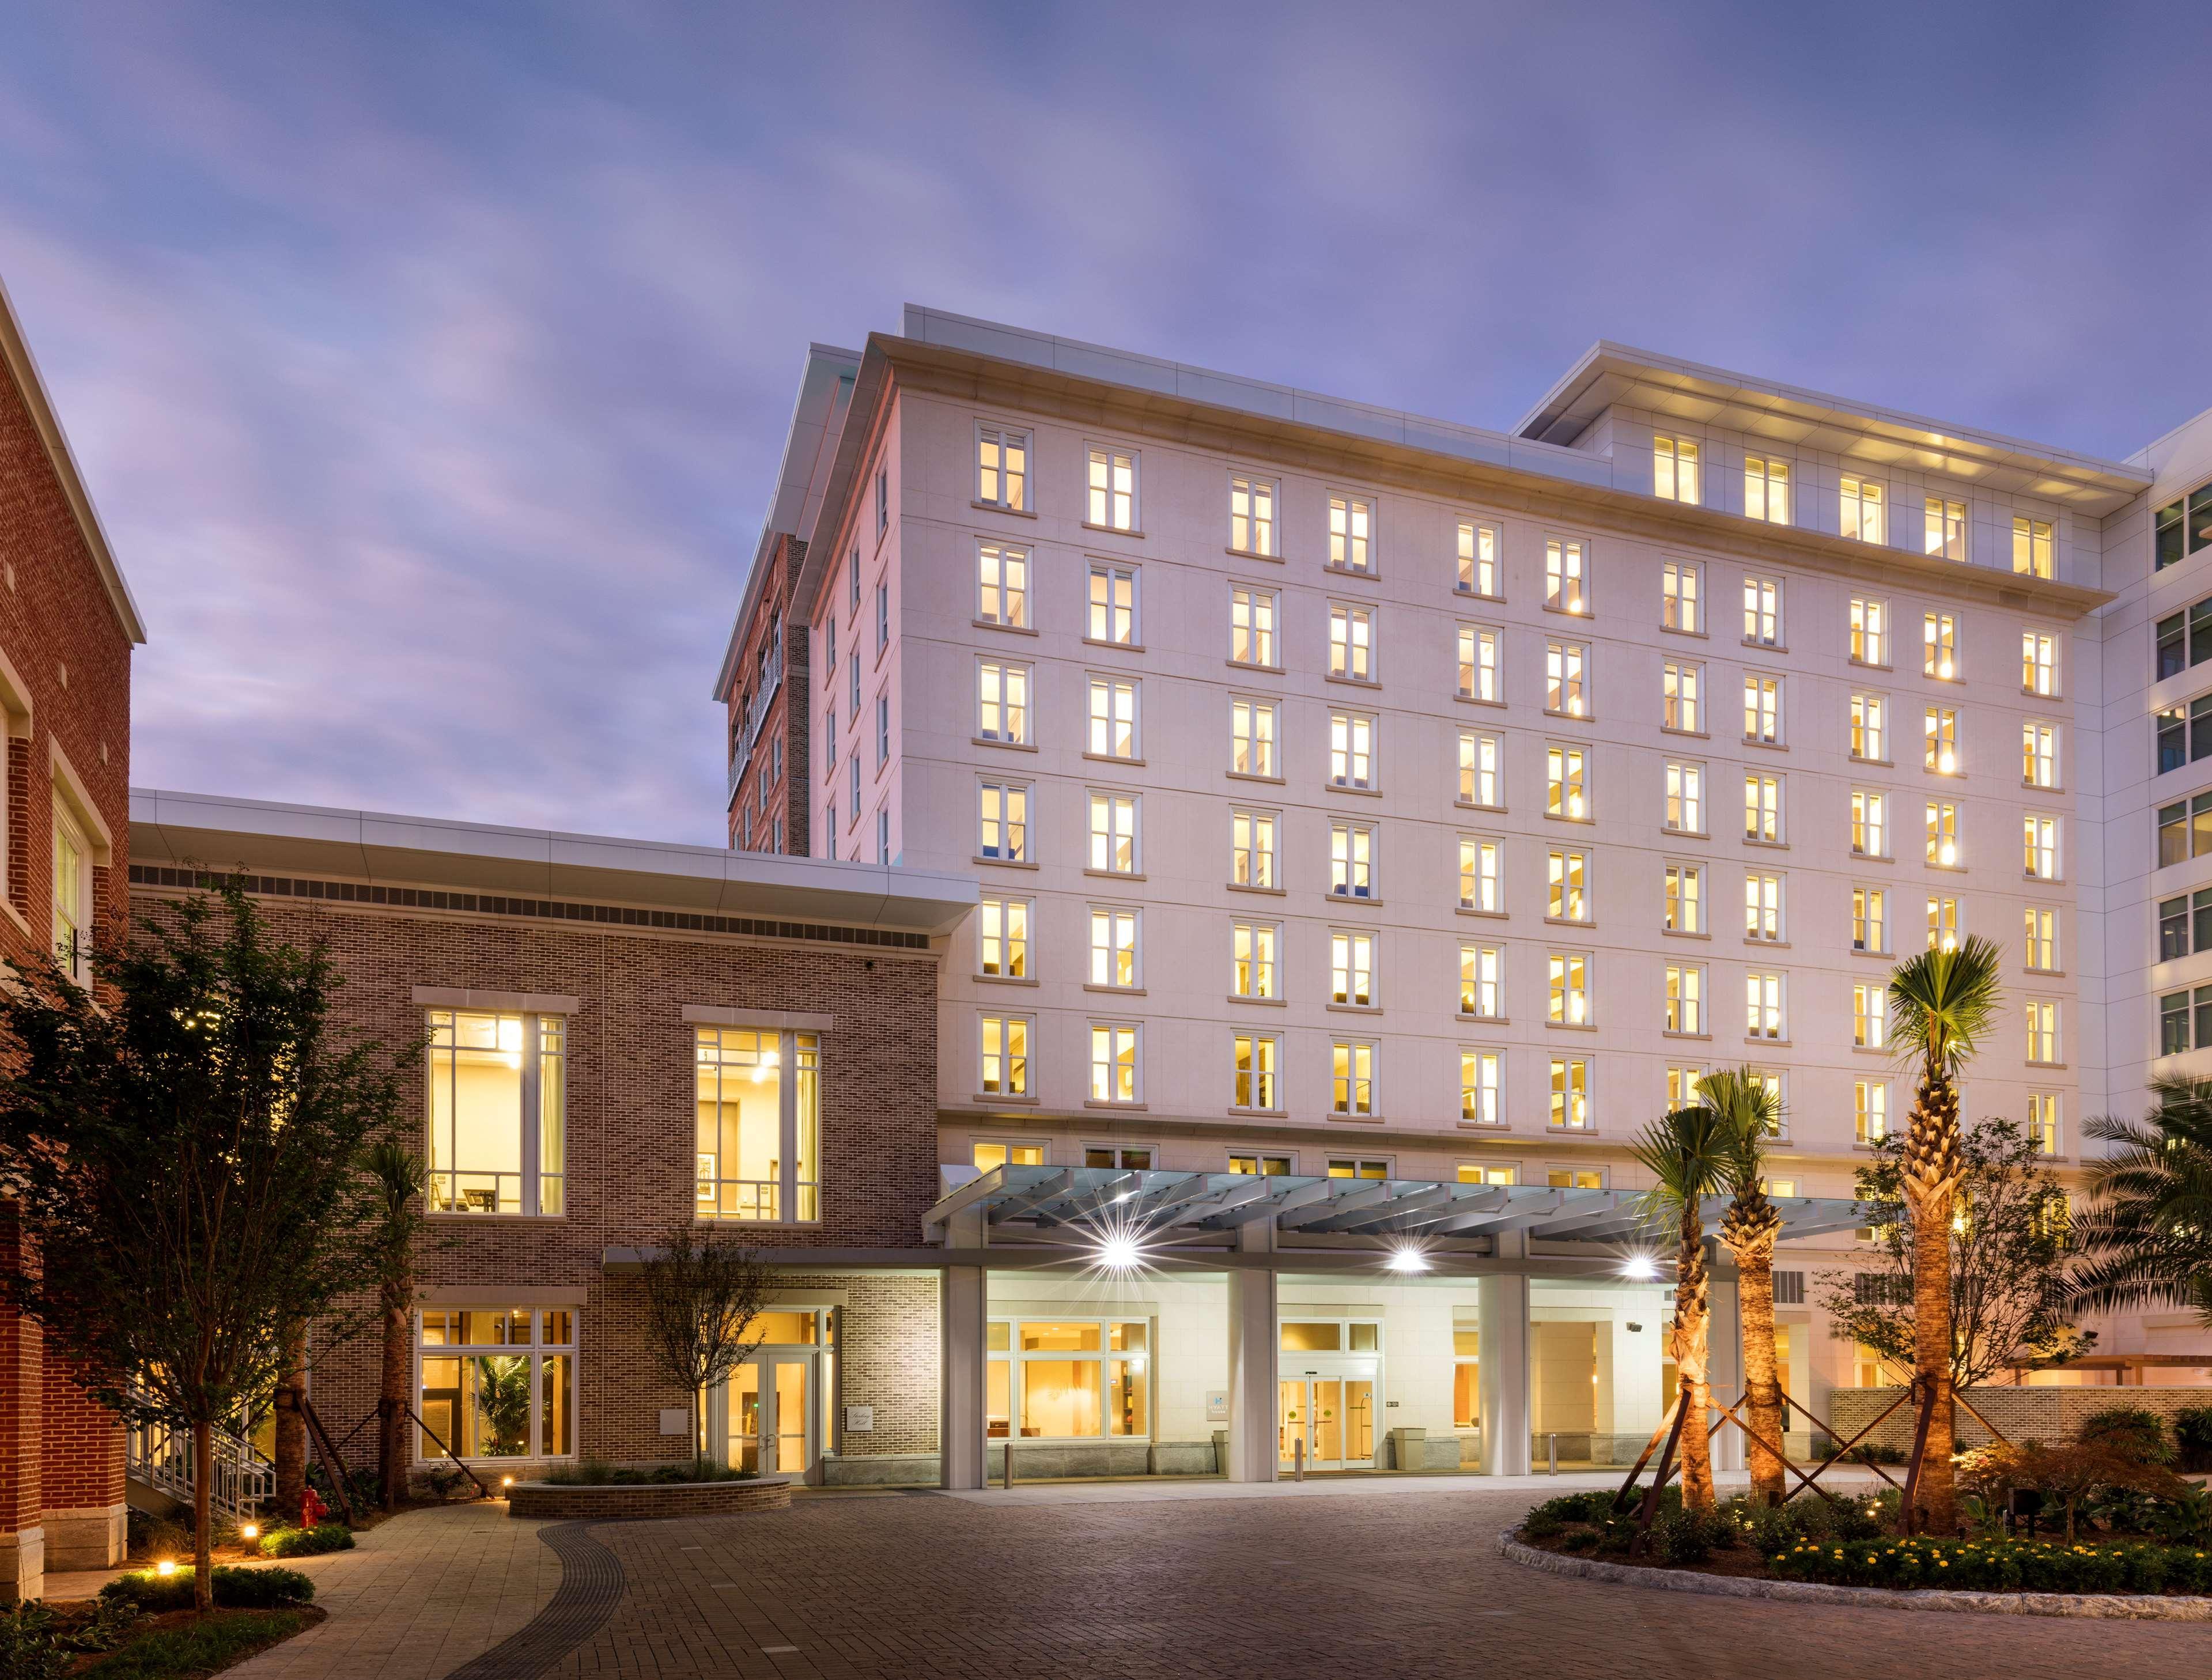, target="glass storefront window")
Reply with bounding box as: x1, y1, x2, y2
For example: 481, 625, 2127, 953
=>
989, 1317, 1149, 1440
1453, 1326, 1480, 1429
417, 1307, 577, 1462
